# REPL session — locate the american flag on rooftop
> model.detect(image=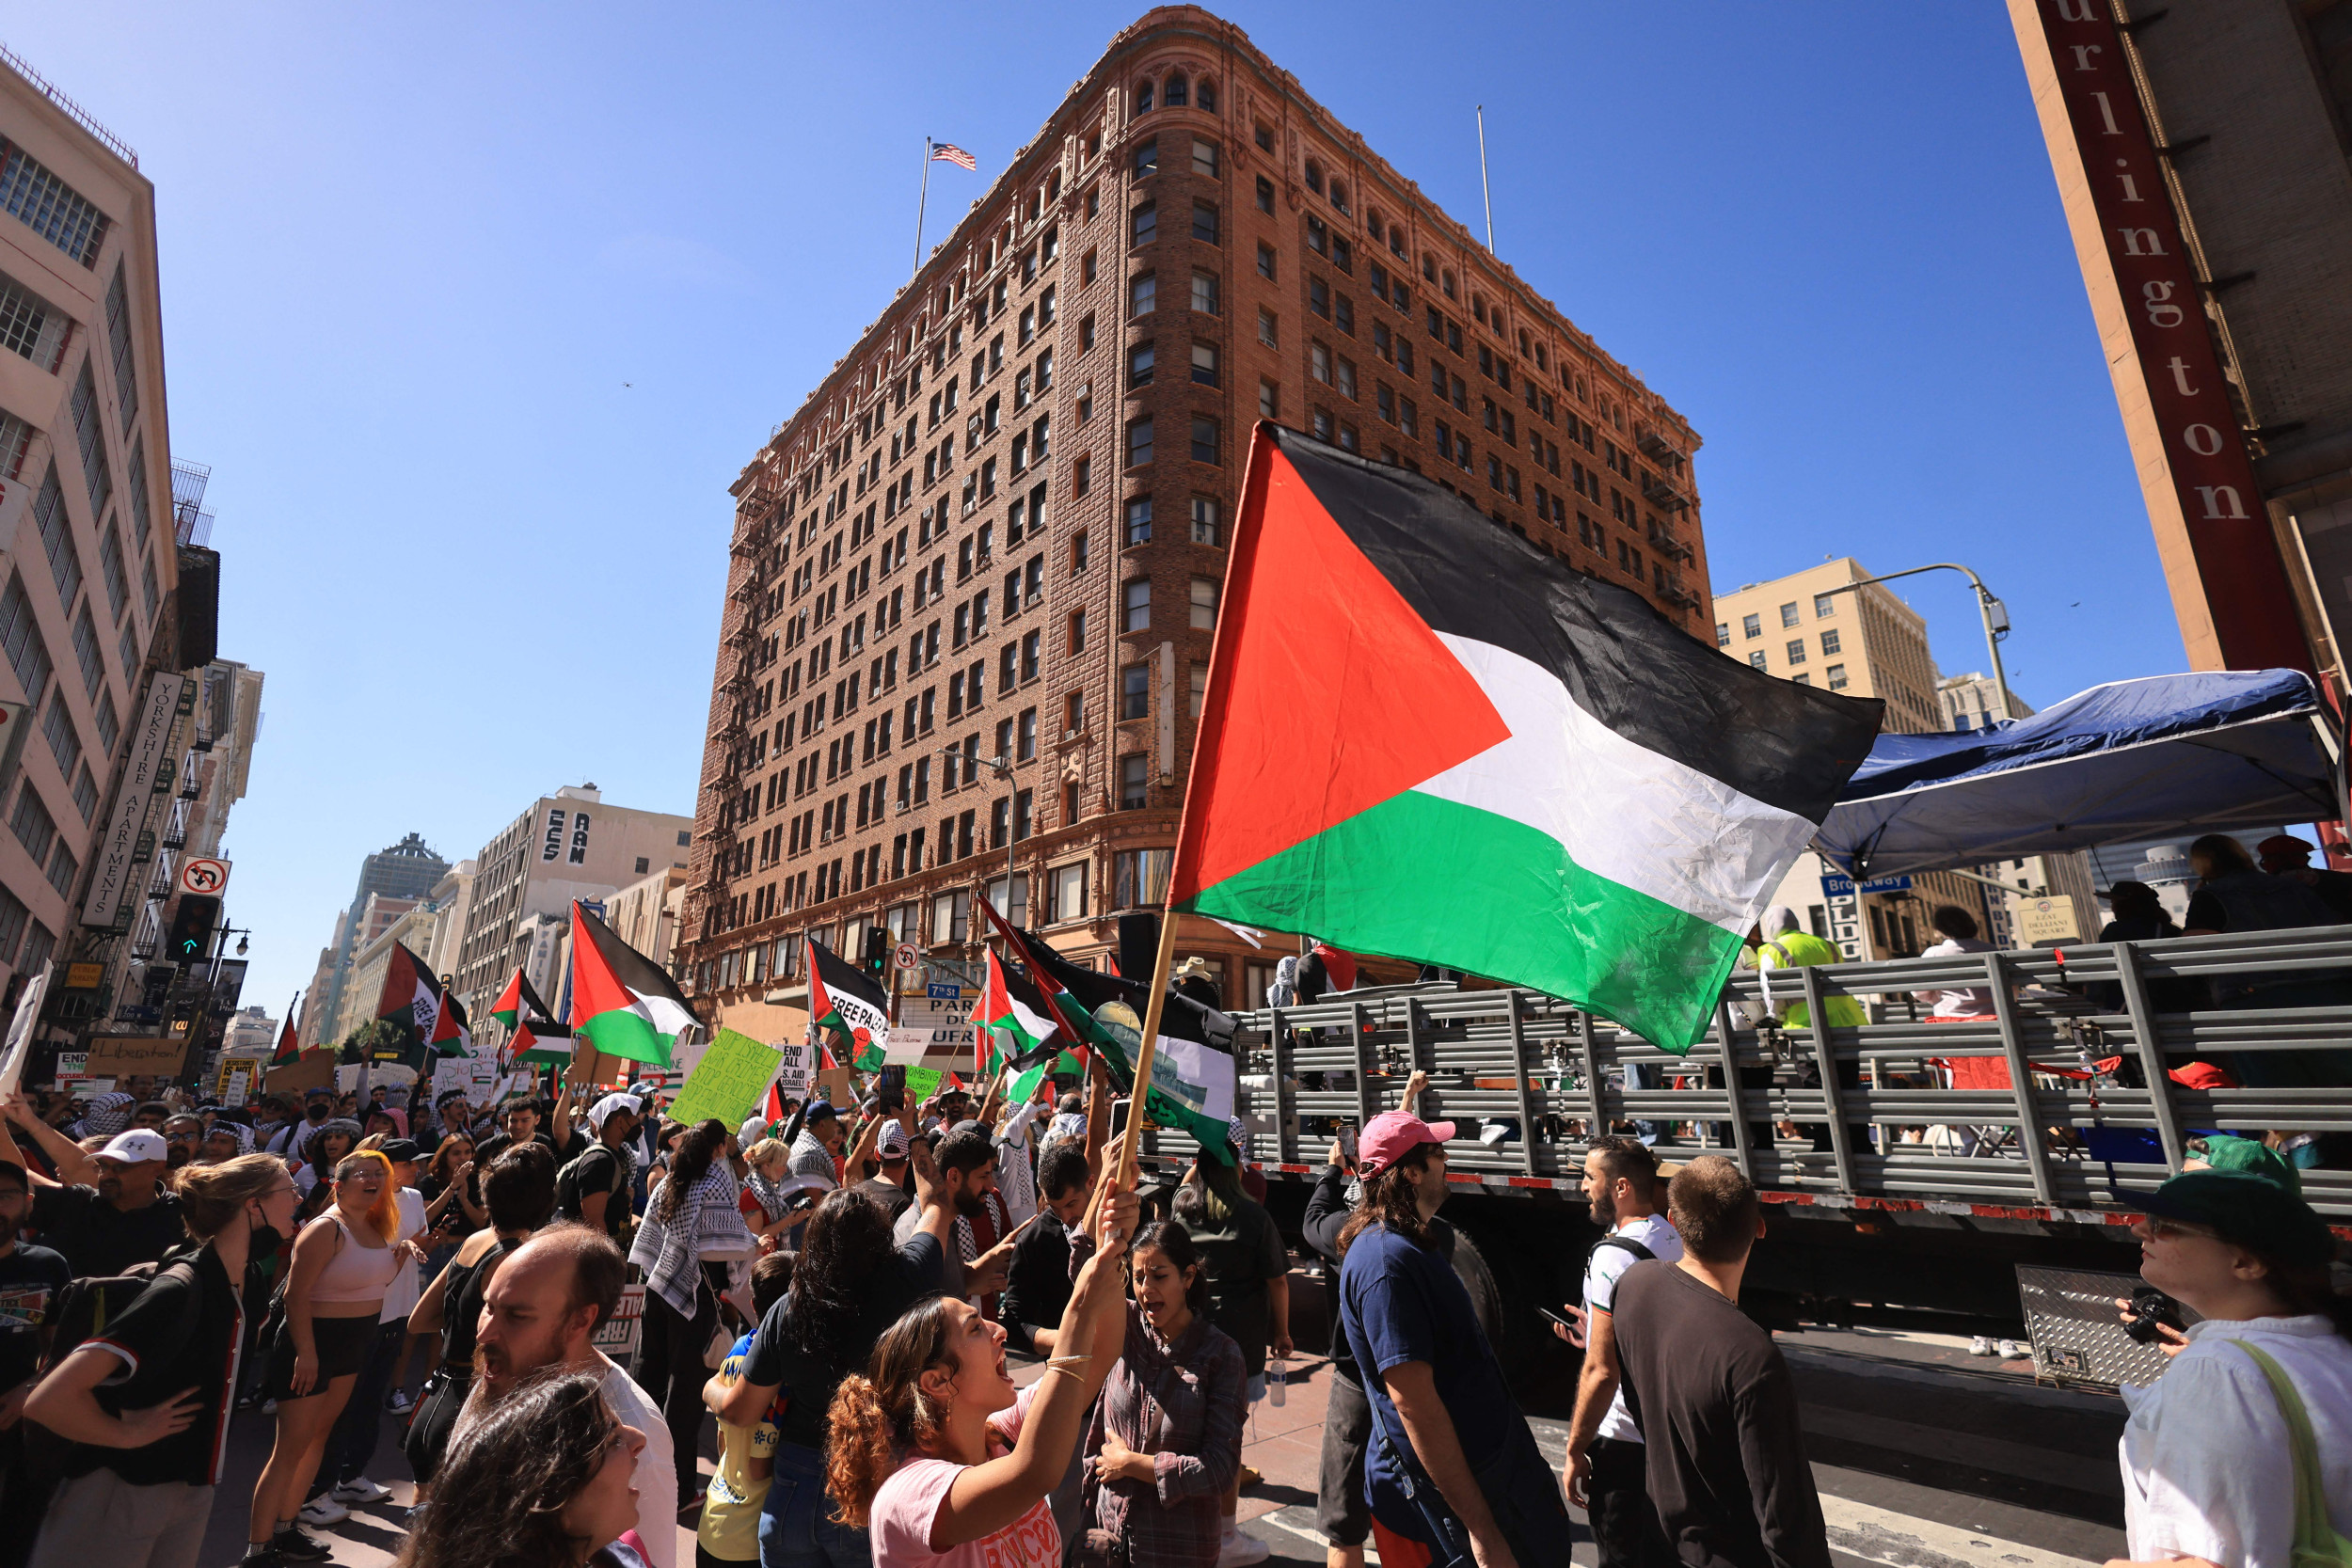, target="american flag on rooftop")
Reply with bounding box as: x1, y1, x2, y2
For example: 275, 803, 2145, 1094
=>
930, 140, 977, 170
